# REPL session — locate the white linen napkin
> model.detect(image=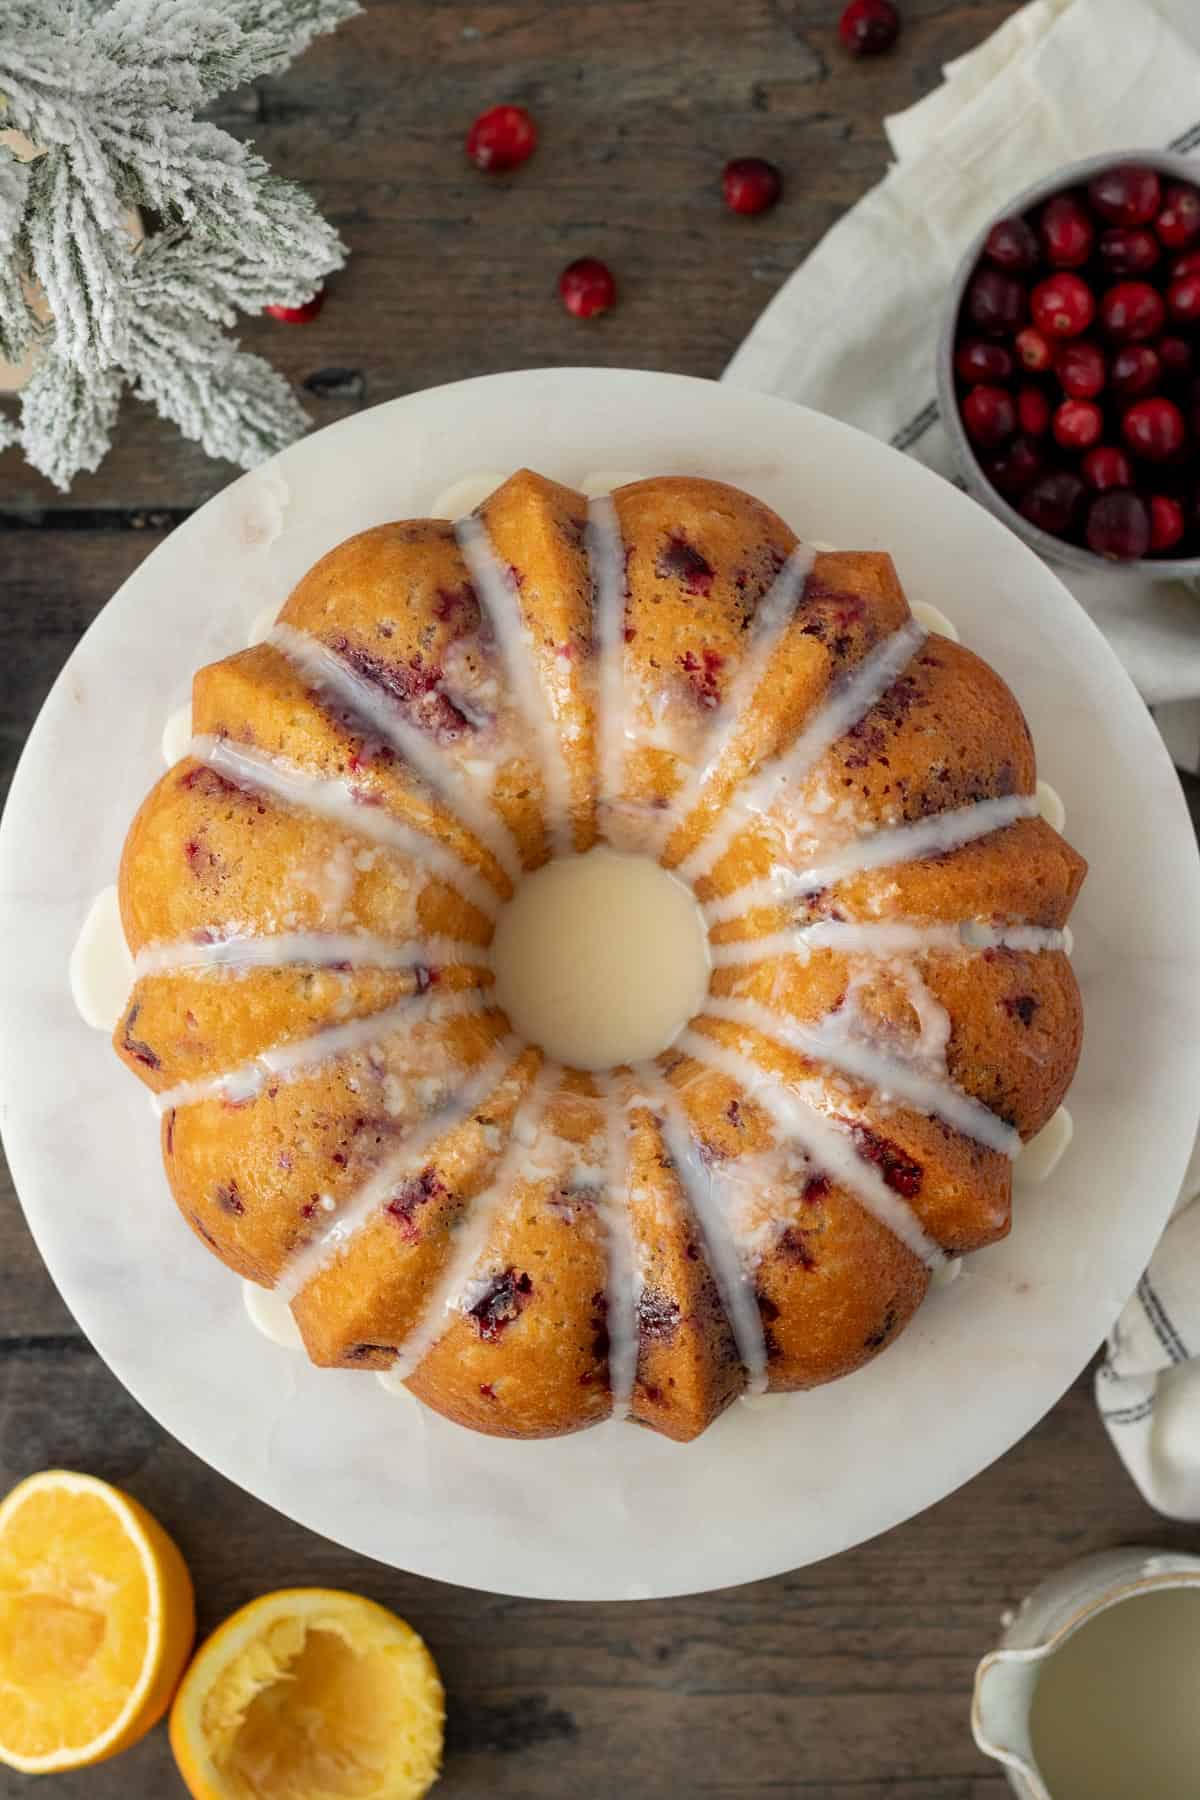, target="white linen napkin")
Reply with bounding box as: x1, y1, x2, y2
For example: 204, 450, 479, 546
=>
724, 0, 1200, 767
725, 0, 1200, 1517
